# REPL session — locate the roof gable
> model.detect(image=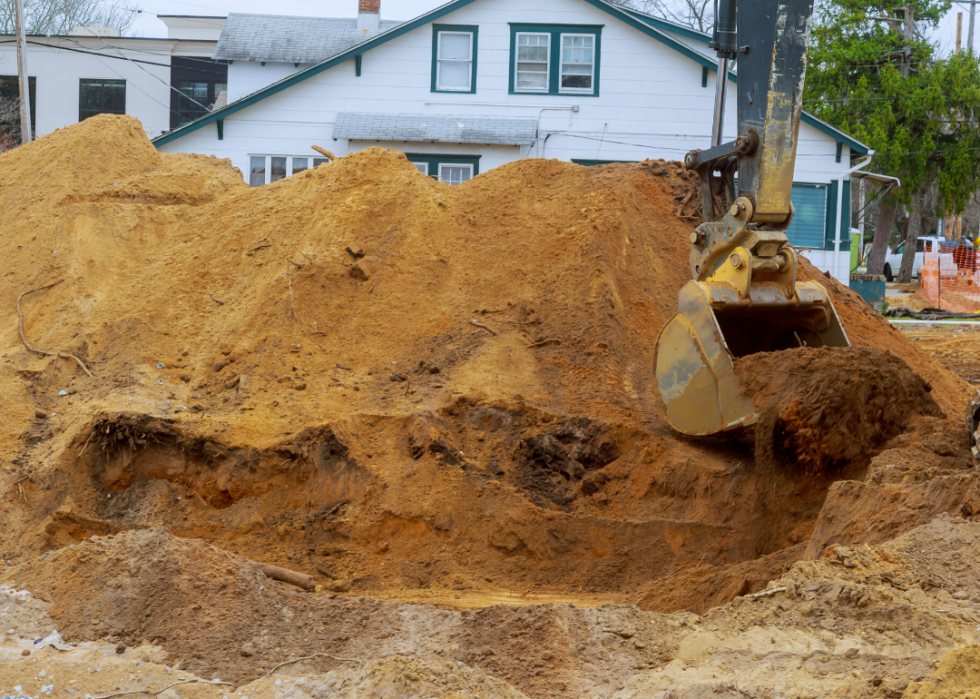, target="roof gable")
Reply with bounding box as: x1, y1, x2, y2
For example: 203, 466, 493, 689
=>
152, 0, 867, 155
